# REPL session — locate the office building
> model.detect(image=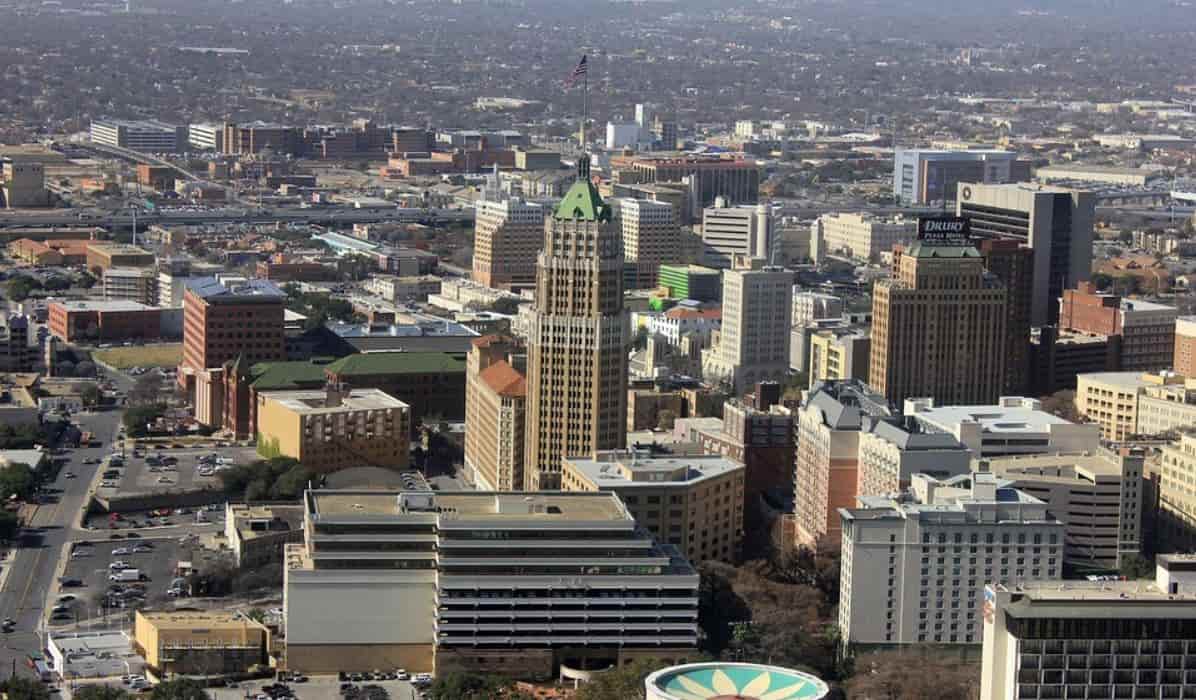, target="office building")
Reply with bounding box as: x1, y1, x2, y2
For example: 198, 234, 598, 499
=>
562, 449, 745, 565
1060, 282, 1177, 372
0, 316, 32, 373
524, 157, 629, 490
179, 278, 286, 394
85, 243, 154, 274
893, 148, 1026, 205
1136, 377, 1196, 436
610, 153, 760, 209
90, 119, 186, 152
636, 305, 721, 347
1075, 371, 1175, 441
651, 115, 678, 150
855, 416, 972, 497
905, 395, 1101, 457
695, 388, 795, 515
808, 328, 870, 388
464, 335, 527, 491
978, 450, 1142, 568
613, 198, 680, 288
701, 256, 791, 393
1175, 317, 1196, 377
792, 291, 844, 329
48, 300, 162, 344
187, 123, 224, 151
255, 386, 410, 472
283, 490, 699, 678
957, 182, 1096, 326
1155, 434, 1196, 549
222, 122, 305, 157
103, 267, 158, 306
133, 611, 271, 677
606, 121, 641, 150
869, 236, 1007, 406
323, 351, 466, 426
810, 213, 915, 262
839, 473, 1064, 647
794, 380, 893, 548
223, 502, 305, 569
1029, 326, 1119, 392
979, 239, 1035, 394
471, 194, 544, 290
701, 200, 772, 268
657, 264, 720, 302
980, 557, 1196, 700
1, 159, 47, 208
